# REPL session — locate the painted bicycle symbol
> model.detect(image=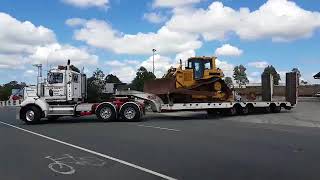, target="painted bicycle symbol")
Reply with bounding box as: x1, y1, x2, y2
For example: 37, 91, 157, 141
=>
45, 154, 106, 175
